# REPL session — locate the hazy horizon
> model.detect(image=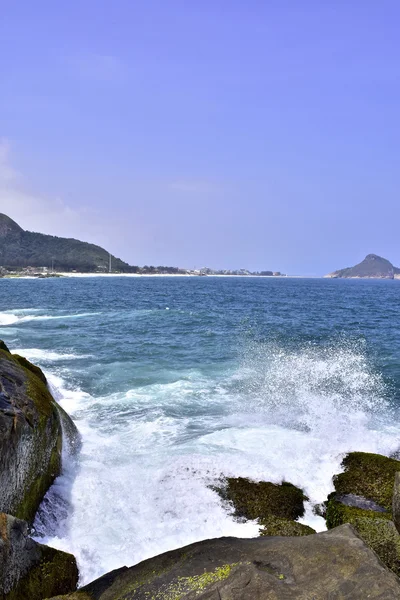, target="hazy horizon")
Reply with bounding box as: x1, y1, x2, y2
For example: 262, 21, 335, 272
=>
1, 2, 400, 276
